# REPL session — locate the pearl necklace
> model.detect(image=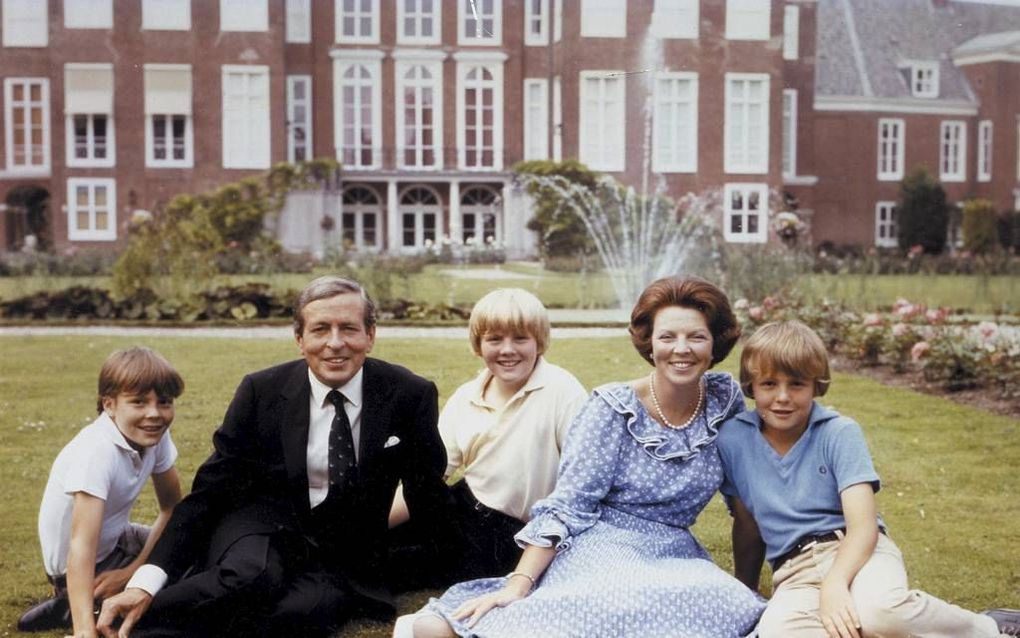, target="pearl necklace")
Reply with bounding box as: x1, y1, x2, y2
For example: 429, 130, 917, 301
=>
648, 372, 704, 430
